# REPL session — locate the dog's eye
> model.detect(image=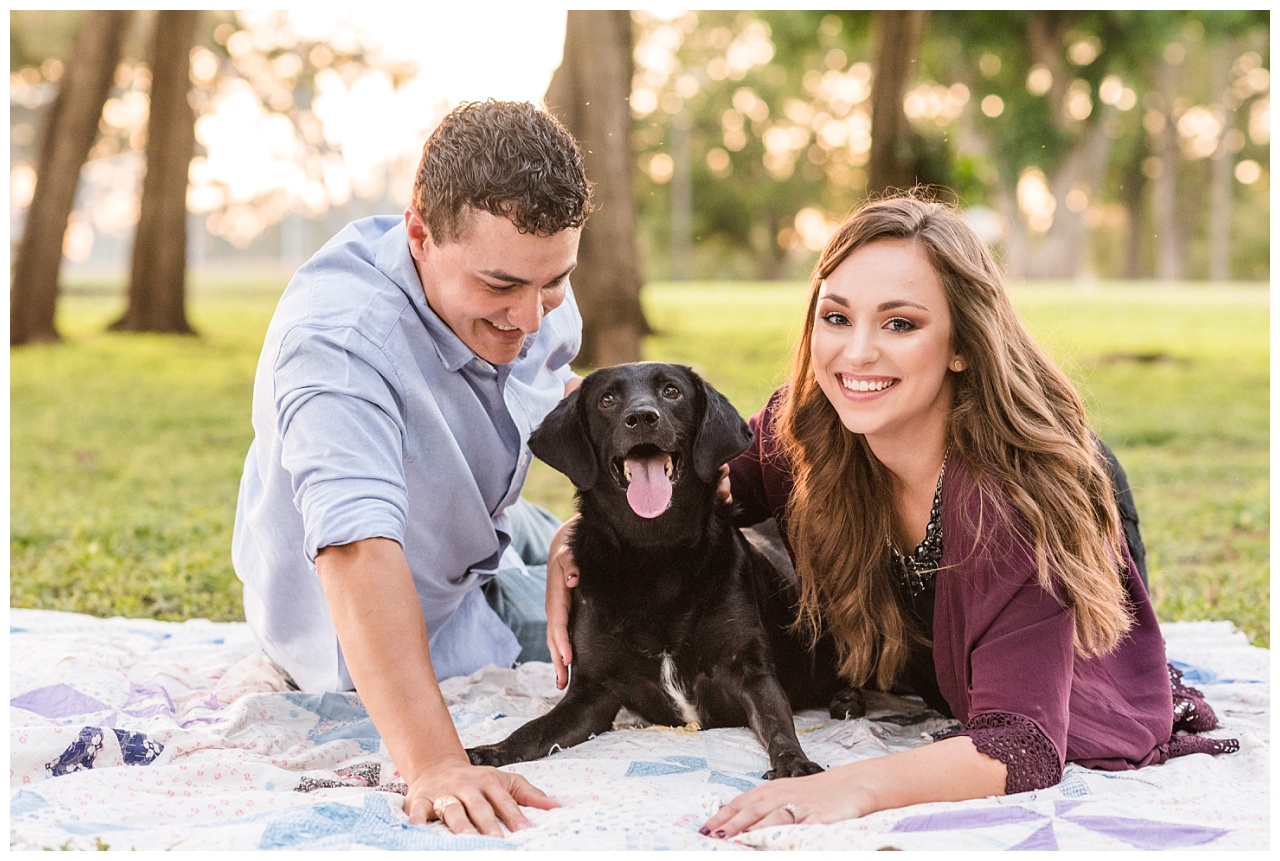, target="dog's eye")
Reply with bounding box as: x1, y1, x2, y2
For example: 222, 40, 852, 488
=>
599, 392, 617, 409
661, 384, 681, 400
